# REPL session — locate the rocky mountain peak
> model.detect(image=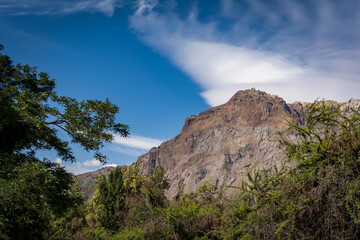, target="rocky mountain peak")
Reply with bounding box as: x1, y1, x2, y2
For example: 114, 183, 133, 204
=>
181, 88, 292, 134
137, 90, 359, 198
138, 89, 300, 197
228, 88, 282, 103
